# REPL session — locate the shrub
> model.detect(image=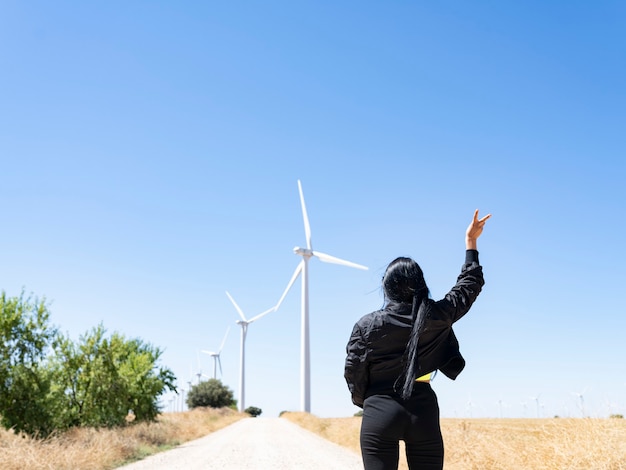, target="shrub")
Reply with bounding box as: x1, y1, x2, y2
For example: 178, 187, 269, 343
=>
186, 379, 235, 409
0, 292, 58, 436
245, 406, 262, 417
